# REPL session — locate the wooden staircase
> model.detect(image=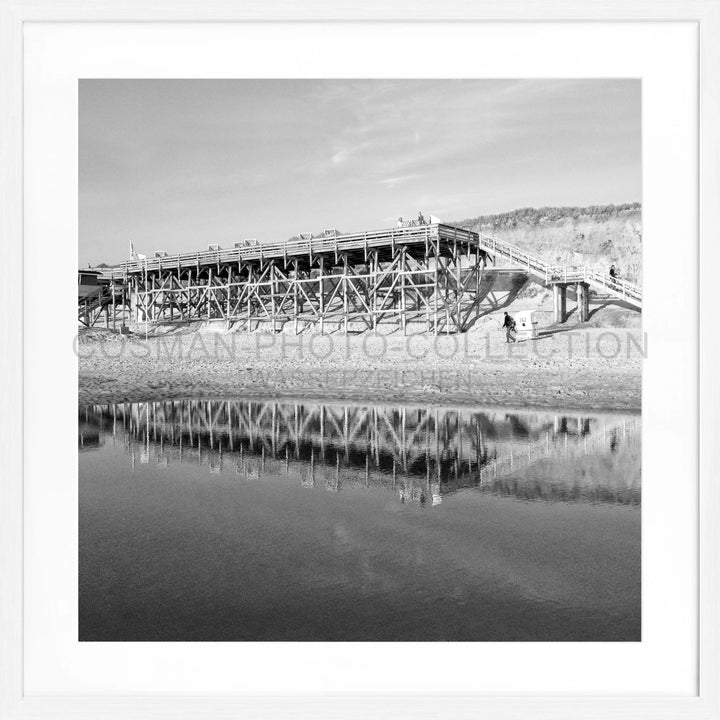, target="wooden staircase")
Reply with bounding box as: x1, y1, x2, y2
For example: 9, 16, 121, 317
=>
476, 233, 642, 309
